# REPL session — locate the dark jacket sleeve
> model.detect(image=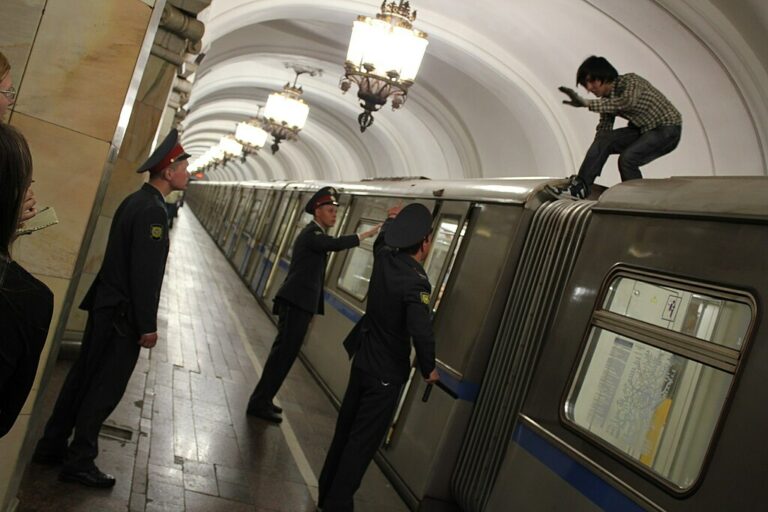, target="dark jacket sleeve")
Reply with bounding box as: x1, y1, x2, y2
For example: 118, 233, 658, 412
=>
130, 204, 169, 335
373, 217, 394, 256
404, 278, 436, 378
306, 228, 360, 253
0, 281, 53, 437
0, 324, 24, 436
